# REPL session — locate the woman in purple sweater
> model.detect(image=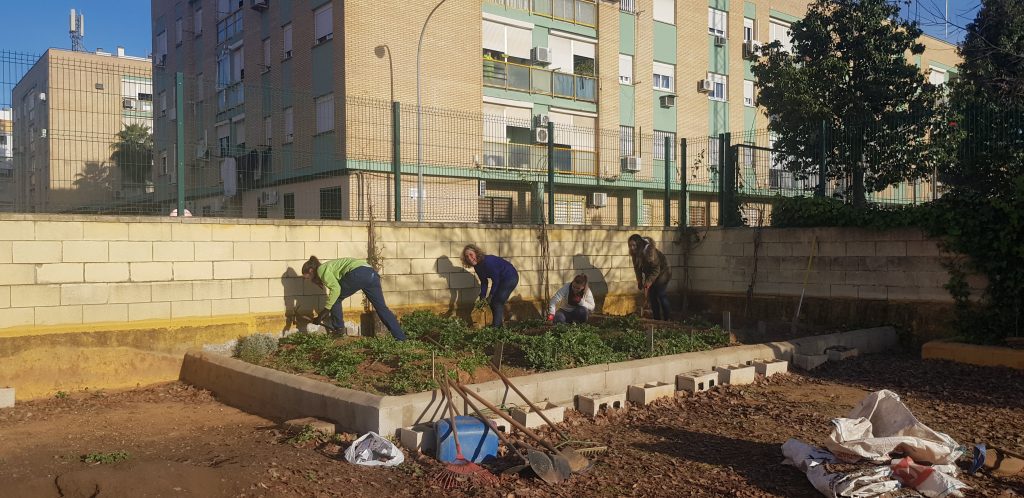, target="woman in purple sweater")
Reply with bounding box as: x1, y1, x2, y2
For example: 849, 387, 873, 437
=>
461, 244, 519, 327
